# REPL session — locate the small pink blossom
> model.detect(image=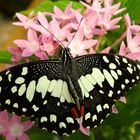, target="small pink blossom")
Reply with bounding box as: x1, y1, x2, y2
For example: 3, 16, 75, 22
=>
64, 28, 98, 57
119, 41, 140, 61
126, 29, 140, 53
14, 29, 41, 57
40, 35, 59, 56
119, 96, 127, 104
6, 115, 33, 140
13, 13, 38, 29
0, 111, 9, 136
124, 14, 140, 33
79, 123, 90, 136
112, 105, 119, 114
46, 3, 76, 22
8, 47, 23, 63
